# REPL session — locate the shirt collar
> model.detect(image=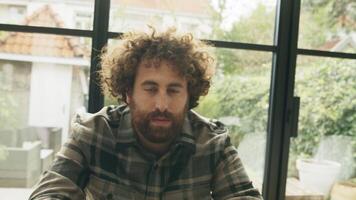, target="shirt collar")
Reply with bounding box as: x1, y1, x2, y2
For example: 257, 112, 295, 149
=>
115, 106, 196, 154
175, 115, 196, 153
116, 106, 137, 145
